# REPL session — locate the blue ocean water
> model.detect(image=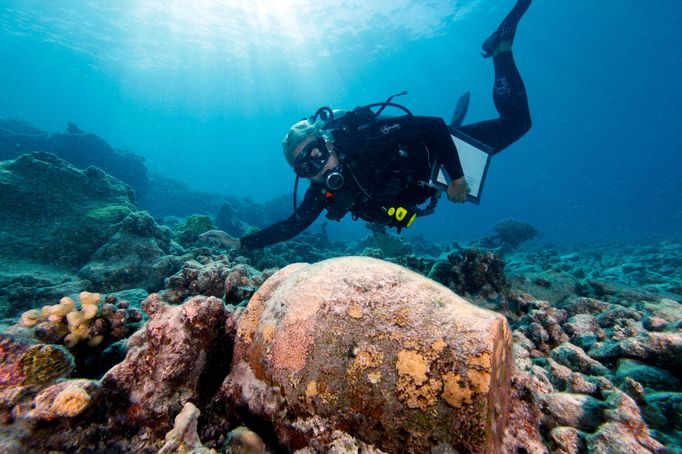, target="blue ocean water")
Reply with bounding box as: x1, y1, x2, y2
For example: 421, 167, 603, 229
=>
1, 0, 680, 246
